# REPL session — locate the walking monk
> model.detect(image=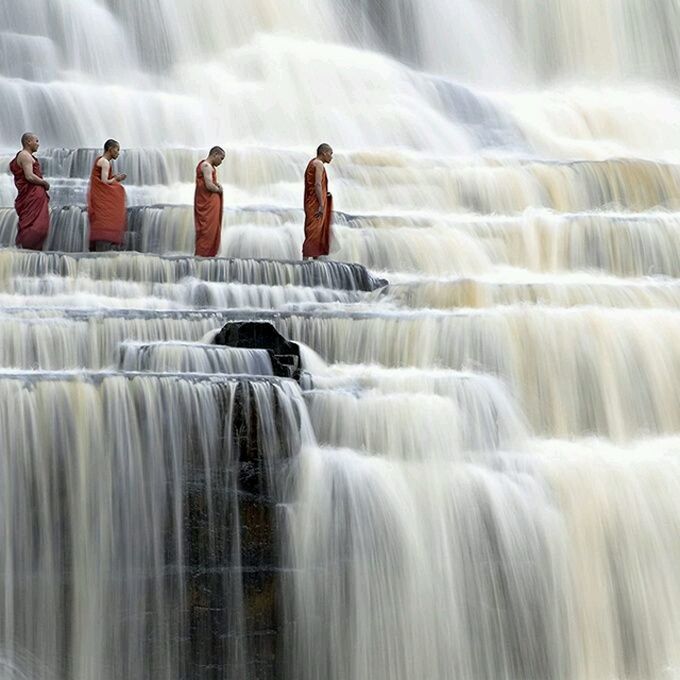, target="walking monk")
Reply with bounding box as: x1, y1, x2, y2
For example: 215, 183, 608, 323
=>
194, 146, 225, 257
87, 139, 127, 251
9, 133, 50, 250
302, 143, 333, 259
